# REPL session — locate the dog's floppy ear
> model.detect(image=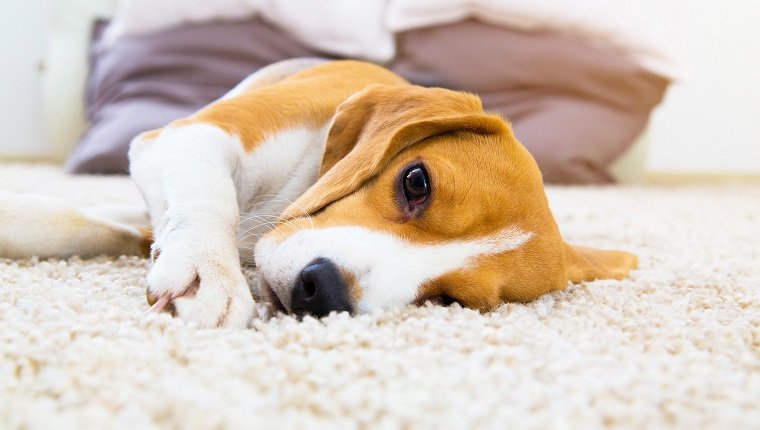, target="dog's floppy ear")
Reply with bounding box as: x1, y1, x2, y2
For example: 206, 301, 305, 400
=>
563, 243, 637, 283
280, 84, 507, 220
